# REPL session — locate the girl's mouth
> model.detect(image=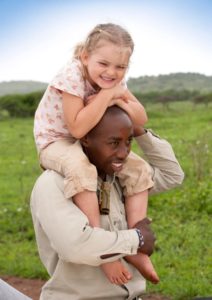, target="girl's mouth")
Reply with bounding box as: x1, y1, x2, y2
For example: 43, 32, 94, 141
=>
100, 76, 115, 83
